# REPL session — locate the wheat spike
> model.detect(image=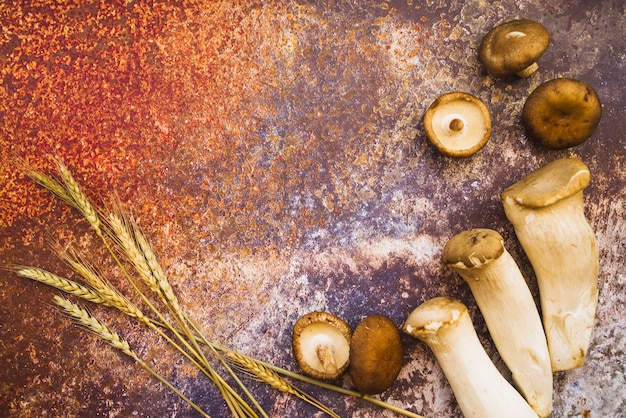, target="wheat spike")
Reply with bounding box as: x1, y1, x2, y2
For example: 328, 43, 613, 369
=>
53, 295, 213, 418
22, 168, 73, 204
107, 212, 161, 295
54, 295, 135, 357
226, 351, 343, 417
16, 267, 110, 306
55, 160, 102, 234
226, 352, 296, 395
57, 247, 149, 323
132, 223, 182, 310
